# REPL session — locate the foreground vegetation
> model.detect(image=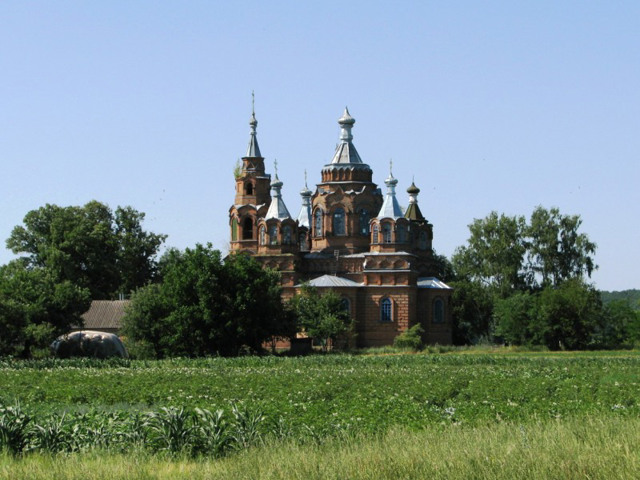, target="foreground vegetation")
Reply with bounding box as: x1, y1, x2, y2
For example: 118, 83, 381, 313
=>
1, 351, 639, 458
1, 415, 638, 479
